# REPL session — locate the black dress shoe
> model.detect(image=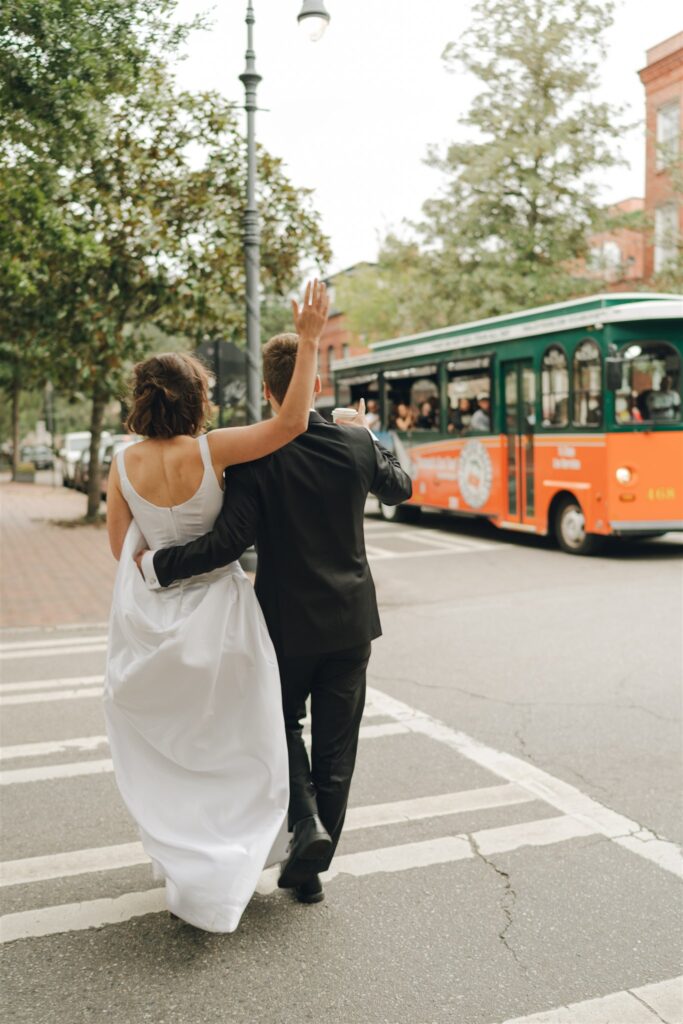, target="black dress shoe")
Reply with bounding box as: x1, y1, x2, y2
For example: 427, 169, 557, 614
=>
295, 874, 324, 904
278, 815, 333, 889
